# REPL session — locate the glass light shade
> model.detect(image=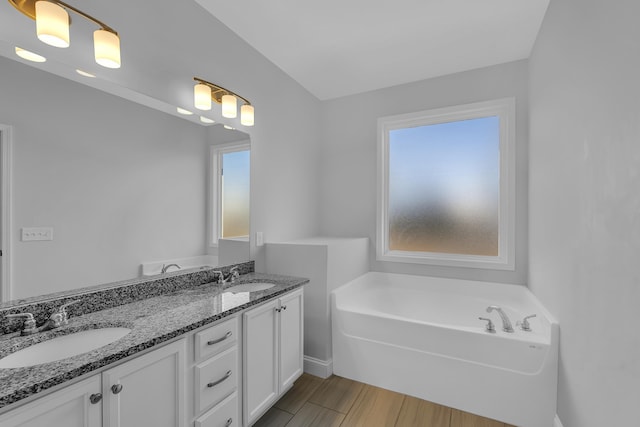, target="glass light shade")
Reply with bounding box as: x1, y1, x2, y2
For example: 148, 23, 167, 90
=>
221, 94, 237, 118
240, 104, 254, 126
35, 1, 70, 48
94, 29, 121, 68
194, 84, 212, 111
15, 47, 46, 62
